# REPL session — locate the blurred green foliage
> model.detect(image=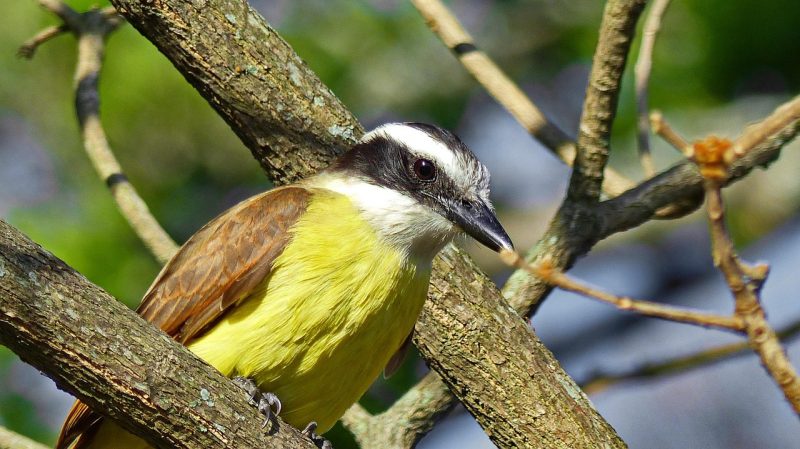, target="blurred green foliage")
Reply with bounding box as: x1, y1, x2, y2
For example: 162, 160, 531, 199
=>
1, 0, 799, 447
